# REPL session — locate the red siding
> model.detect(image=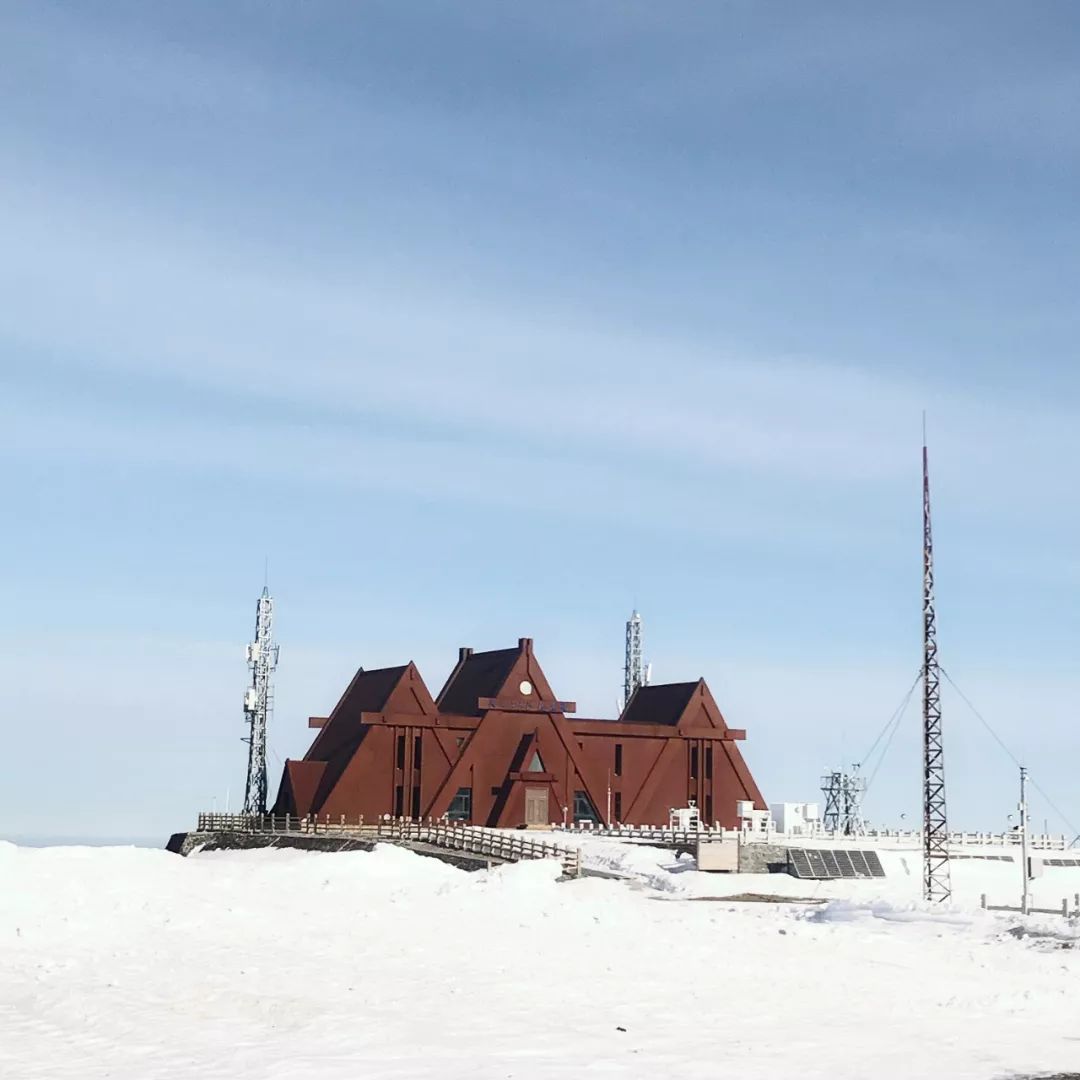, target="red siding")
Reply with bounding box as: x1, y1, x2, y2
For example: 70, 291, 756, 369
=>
273, 640, 765, 828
